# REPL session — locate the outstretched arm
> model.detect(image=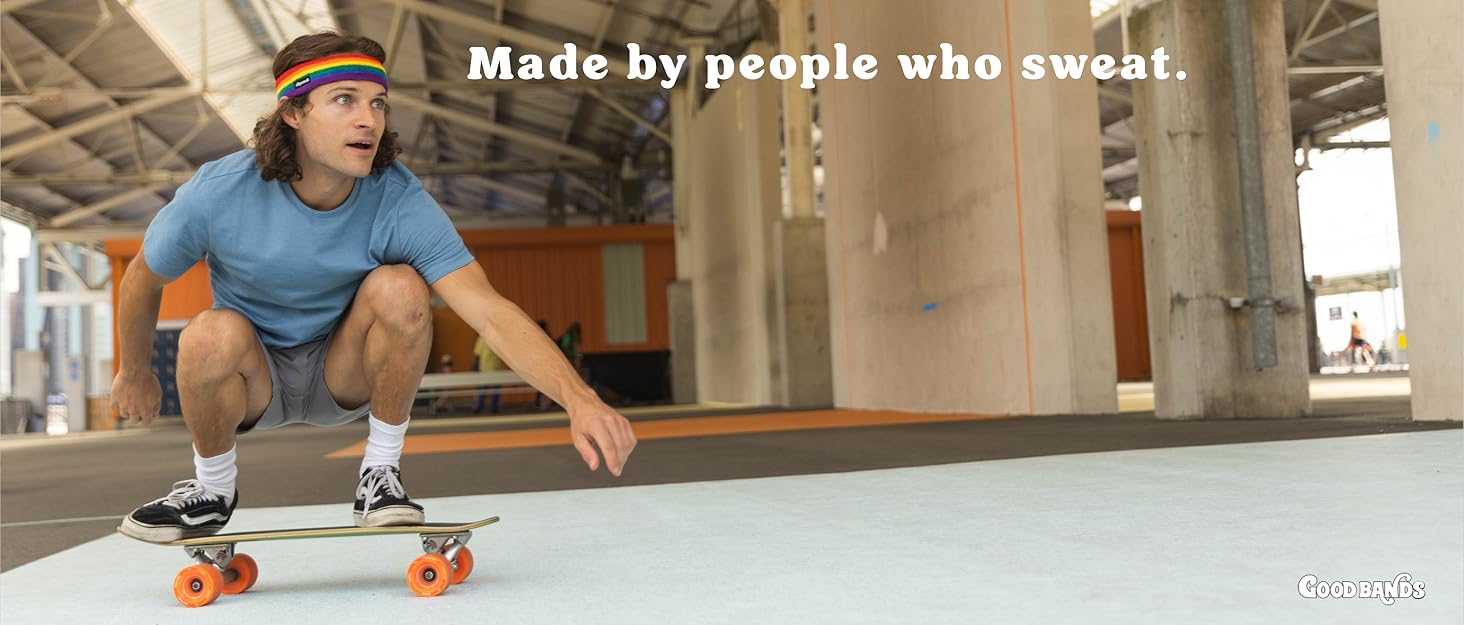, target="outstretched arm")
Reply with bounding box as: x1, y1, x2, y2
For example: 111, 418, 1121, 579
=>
432, 261, 637, 475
